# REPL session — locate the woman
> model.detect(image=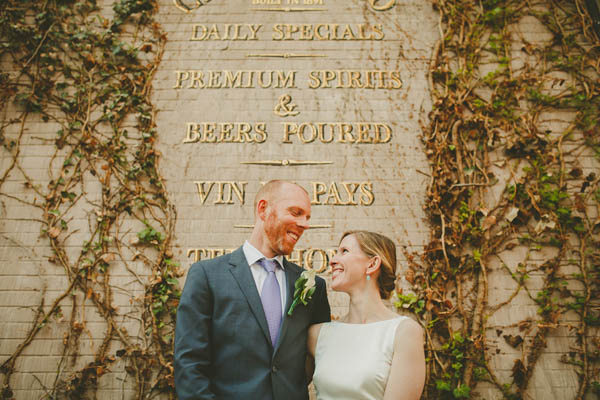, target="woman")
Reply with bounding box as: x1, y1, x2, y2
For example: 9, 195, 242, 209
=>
307, 231, 425, 400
